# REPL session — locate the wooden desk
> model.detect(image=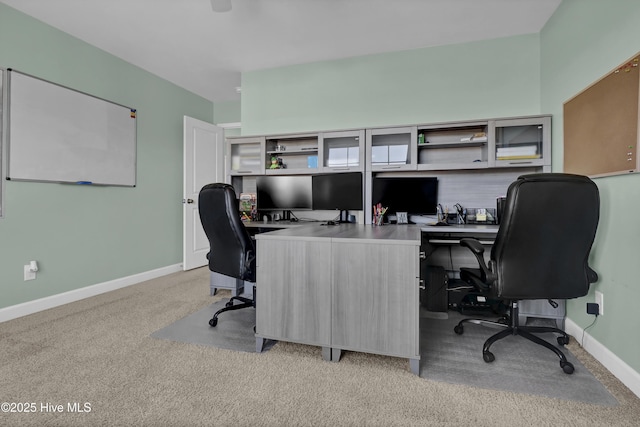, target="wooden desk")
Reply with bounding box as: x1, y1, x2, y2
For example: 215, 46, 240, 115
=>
255, 224, 422, 373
